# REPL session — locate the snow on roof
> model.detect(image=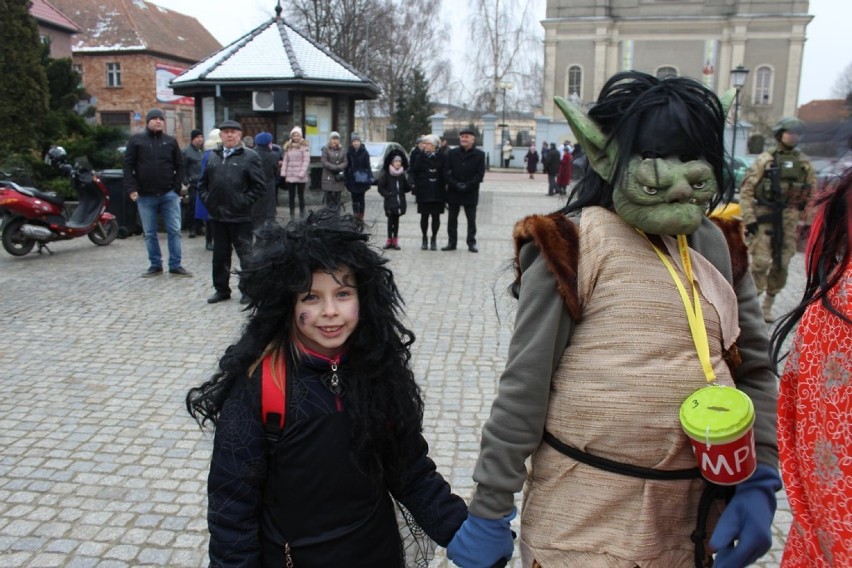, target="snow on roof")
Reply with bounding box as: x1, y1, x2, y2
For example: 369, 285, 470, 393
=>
202, 24, 296, 81
50, 0, 220, 62
173, 17, 377, 92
